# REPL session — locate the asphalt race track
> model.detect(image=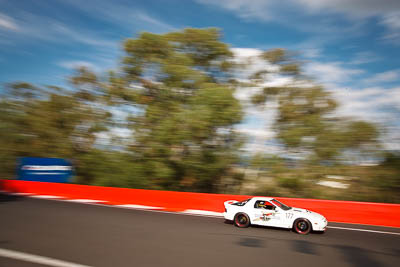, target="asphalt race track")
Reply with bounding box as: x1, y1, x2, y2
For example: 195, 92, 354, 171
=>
1, 194, 399, 267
